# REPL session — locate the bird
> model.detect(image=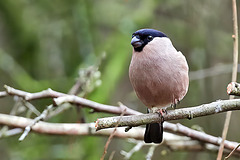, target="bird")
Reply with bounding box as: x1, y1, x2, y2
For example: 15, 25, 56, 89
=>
129, 29, 189, 143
